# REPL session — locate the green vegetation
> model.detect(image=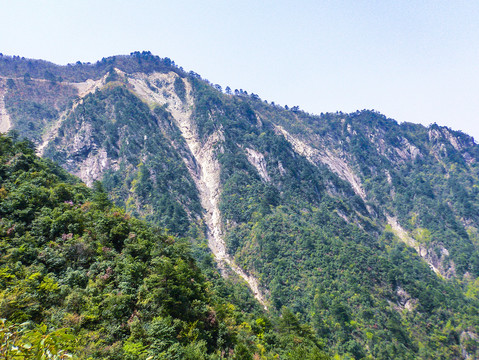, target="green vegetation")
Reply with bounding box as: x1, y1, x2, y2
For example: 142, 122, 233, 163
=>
2, 53, 479, 359
44, 85, 202, 236
187, 78, 479, 359
0, 134, 330, 359
0, 52, 183, 83
264, 109, 479, 277
174, 77, 186, 103
4, 79, 77, 144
